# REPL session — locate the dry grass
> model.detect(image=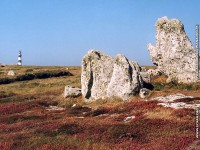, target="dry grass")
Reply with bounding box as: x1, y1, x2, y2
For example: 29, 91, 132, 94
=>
0, 65, 199, 150
144, 107, 174, 120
